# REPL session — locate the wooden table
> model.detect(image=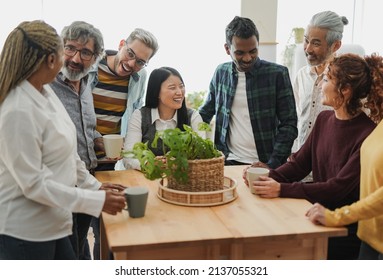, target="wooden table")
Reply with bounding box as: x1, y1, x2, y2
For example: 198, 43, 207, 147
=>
96, 166, 347, 260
